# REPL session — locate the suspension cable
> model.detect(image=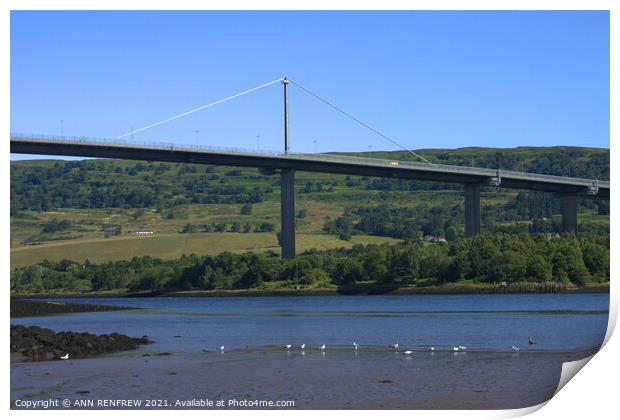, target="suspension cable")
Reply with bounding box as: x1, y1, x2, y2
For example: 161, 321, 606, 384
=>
287, 77, 436, 167
115, 77, 285, 139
